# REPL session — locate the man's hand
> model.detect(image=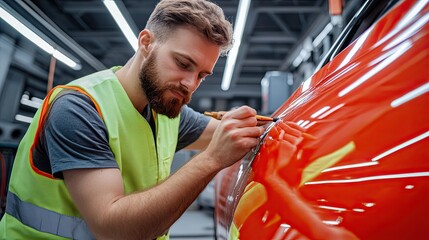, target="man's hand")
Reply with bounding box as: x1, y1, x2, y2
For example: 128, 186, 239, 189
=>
203, 106, 265, 170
